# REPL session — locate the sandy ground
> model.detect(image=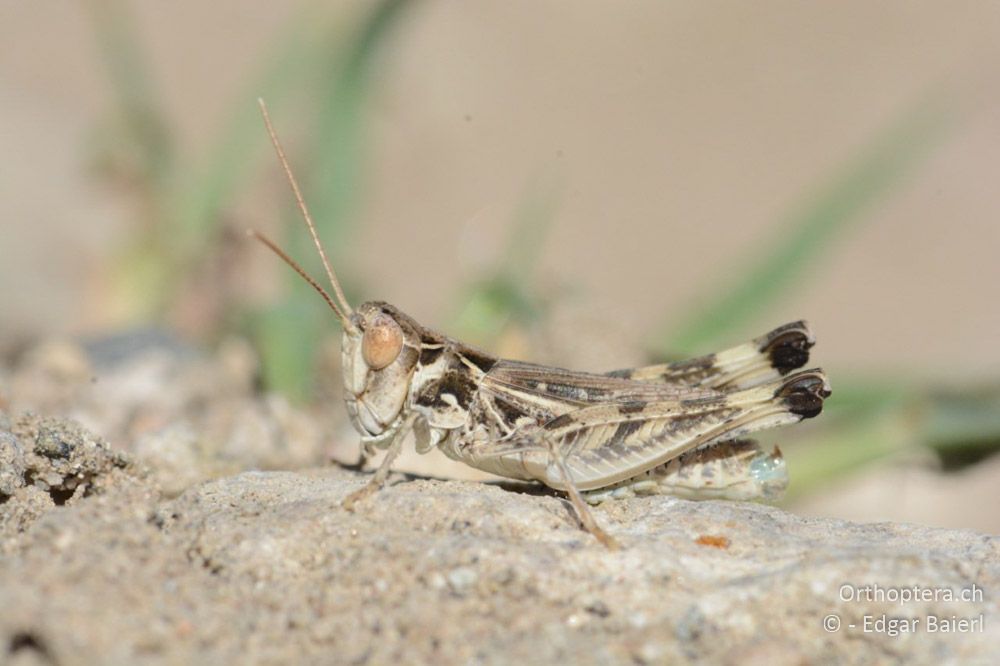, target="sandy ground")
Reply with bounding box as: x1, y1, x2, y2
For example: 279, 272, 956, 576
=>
2, 411, 997, 665
1, 334, 998, 664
